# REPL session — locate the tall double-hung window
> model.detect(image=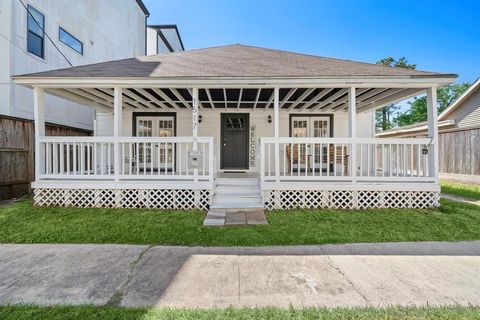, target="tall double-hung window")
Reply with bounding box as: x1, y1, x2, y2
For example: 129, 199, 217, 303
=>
27, 5, 45, 58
